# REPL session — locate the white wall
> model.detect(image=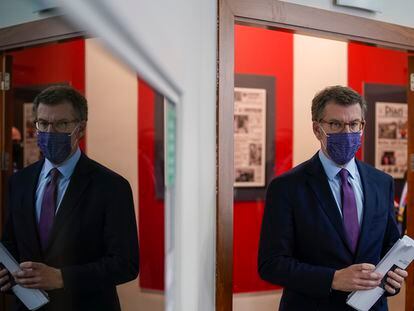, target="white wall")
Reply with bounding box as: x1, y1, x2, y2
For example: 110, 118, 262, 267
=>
62, 2, 218, 311
85, 38, 164, 311
280, 0, 414, 28
293, 34, 347, 166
